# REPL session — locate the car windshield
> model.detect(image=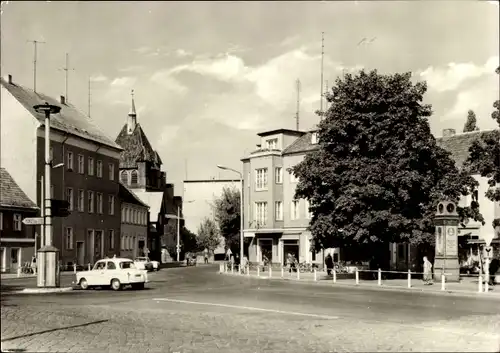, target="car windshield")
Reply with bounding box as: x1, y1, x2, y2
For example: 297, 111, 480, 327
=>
136, 258, 147, 262
120, 261, 136, 269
